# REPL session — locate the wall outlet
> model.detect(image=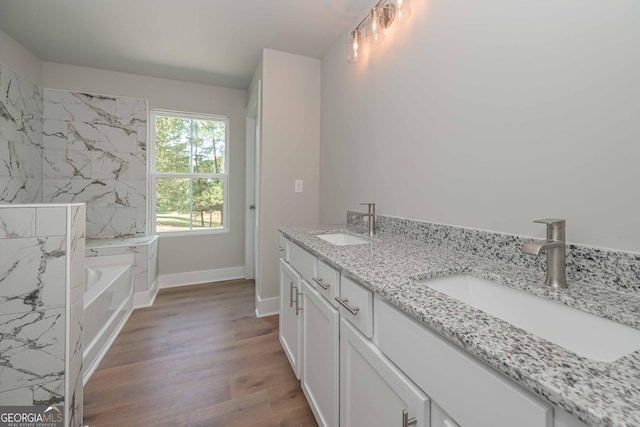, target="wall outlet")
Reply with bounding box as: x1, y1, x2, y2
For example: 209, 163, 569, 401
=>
295, 180, 303, 193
